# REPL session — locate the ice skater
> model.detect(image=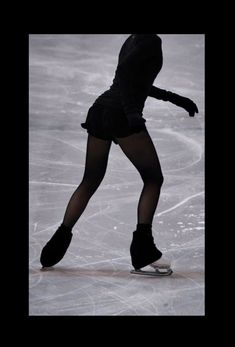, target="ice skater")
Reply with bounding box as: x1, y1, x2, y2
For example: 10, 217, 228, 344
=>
40, 34, 198, 276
